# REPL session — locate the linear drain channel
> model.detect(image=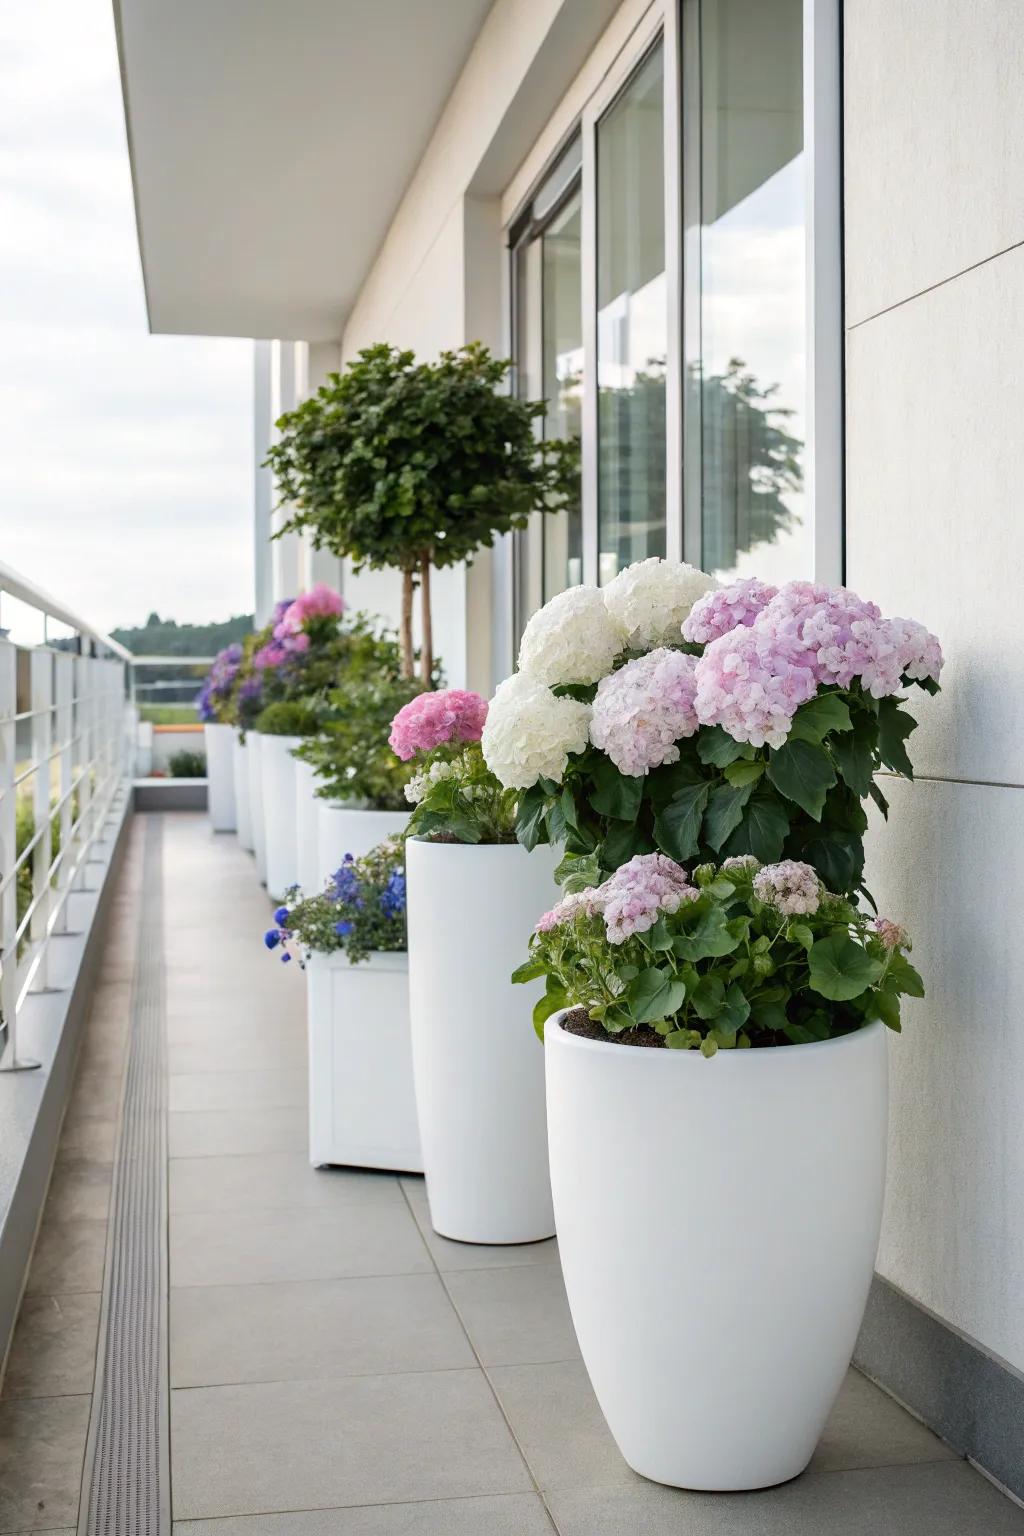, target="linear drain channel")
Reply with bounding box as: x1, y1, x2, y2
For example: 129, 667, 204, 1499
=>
79, 816, 170, 1535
